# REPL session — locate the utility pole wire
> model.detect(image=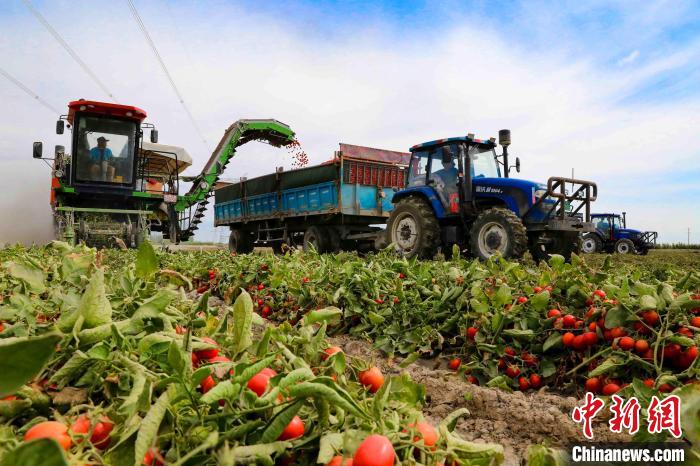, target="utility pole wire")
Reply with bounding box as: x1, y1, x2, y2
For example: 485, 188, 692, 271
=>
125, 0, 211, 151
21, 0, 118, 103
0, 67, 61, 114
